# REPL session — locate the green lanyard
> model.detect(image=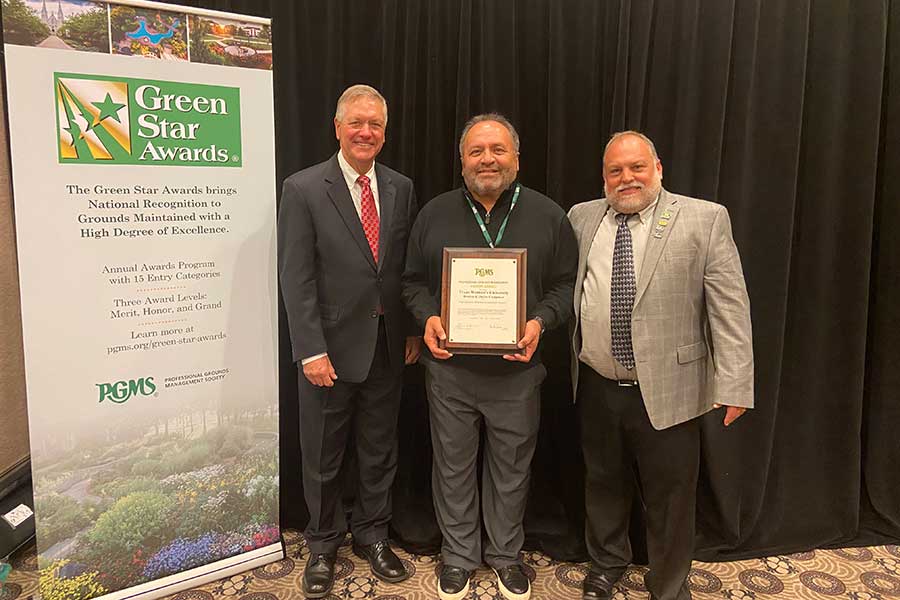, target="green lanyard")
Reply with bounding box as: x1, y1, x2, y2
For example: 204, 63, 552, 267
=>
464, 184, 520, 248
